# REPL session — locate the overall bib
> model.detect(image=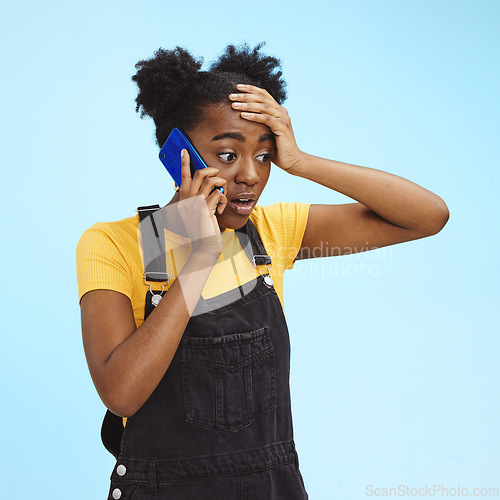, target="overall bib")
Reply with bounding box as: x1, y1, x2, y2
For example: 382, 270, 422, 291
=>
102, 205, 308, 499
